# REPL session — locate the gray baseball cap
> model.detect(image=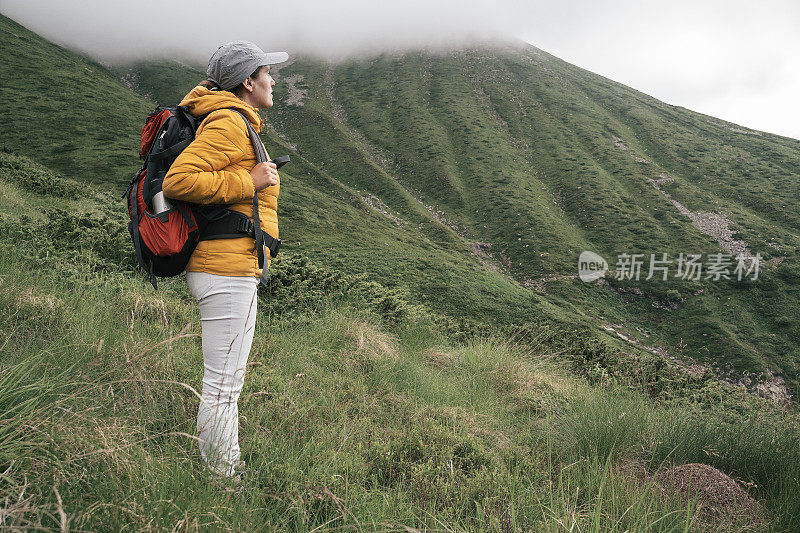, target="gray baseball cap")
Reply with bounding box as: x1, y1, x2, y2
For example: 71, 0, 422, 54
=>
206, 40, 289, 91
